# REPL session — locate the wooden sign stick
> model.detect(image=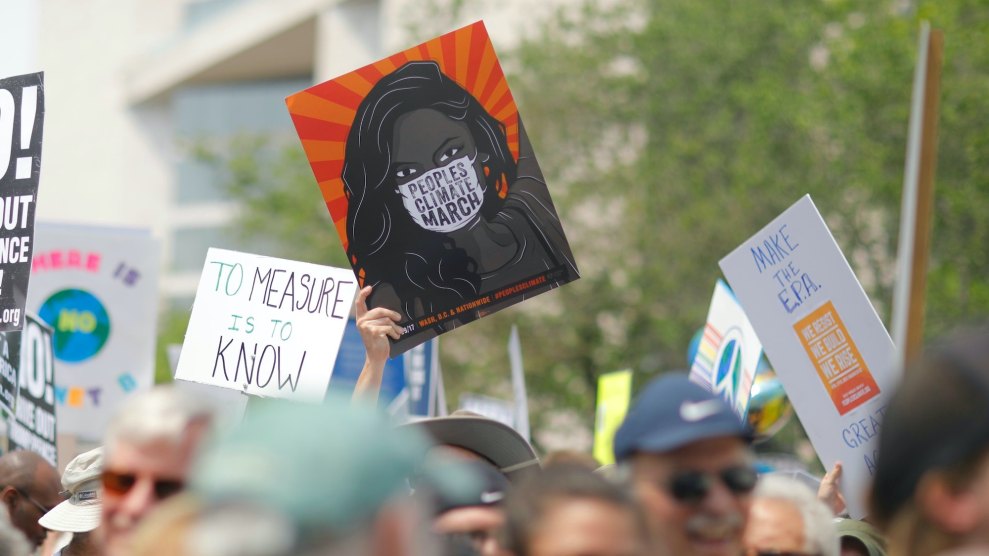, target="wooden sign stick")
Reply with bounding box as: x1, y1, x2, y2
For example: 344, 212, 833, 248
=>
891, 22, 943, 370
